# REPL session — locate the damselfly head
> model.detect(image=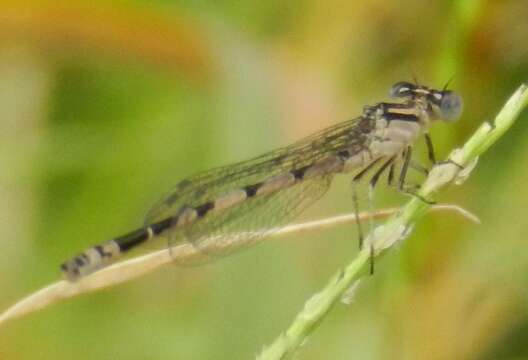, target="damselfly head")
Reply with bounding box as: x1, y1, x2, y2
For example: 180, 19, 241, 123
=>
389, 81, 463, 122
